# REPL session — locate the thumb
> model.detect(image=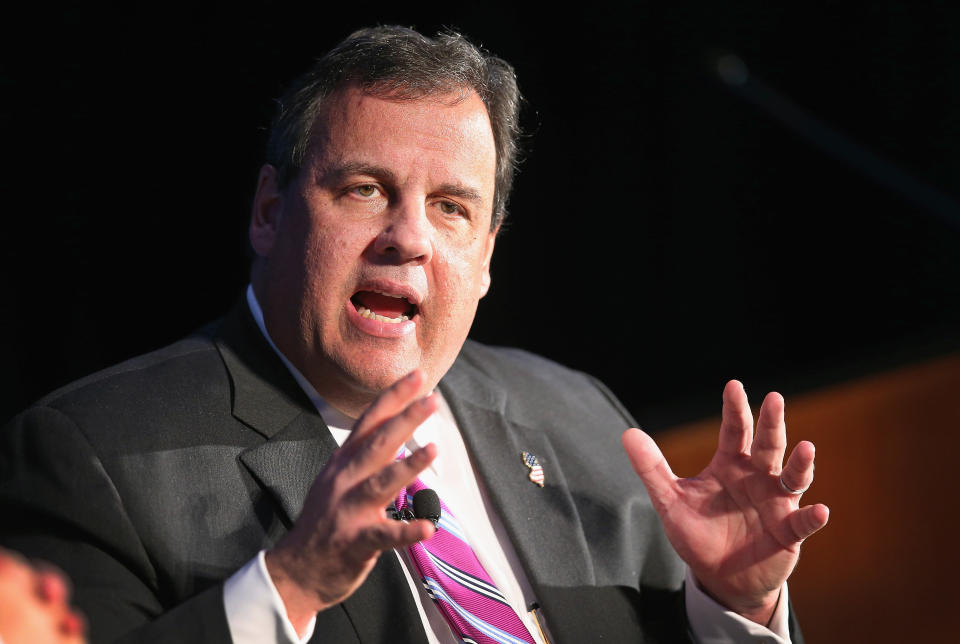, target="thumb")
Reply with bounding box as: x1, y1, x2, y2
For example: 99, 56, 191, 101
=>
622, 428, 677, 505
